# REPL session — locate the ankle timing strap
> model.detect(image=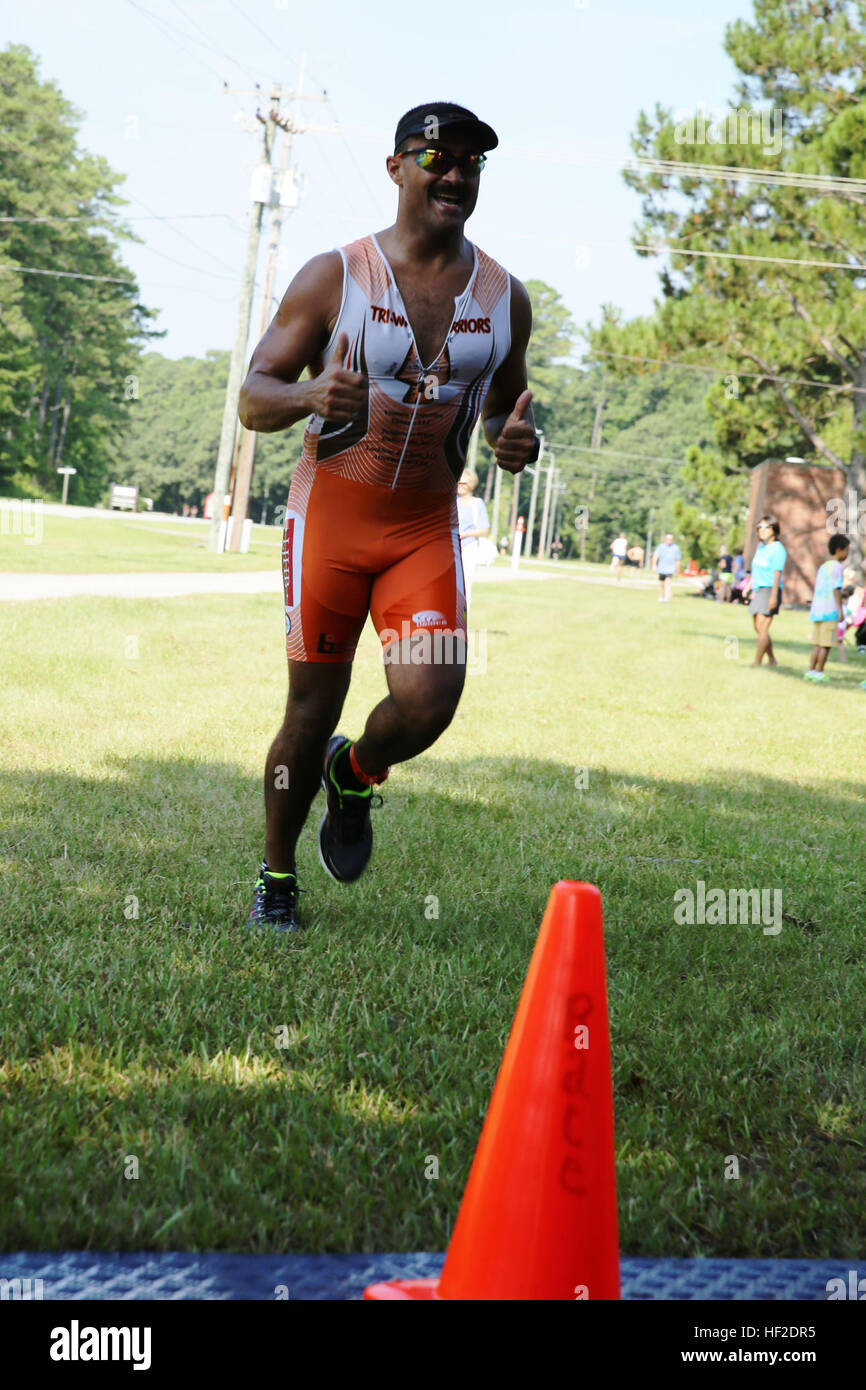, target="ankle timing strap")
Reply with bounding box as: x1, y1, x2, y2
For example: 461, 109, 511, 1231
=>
349, 743, 390, 786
